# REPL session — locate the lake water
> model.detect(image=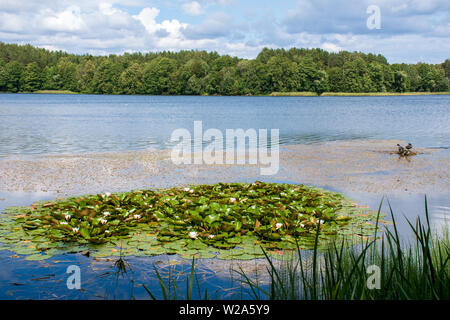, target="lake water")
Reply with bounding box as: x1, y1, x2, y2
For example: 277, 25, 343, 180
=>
1, 94, 449, 156
0, 93, 449, 299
